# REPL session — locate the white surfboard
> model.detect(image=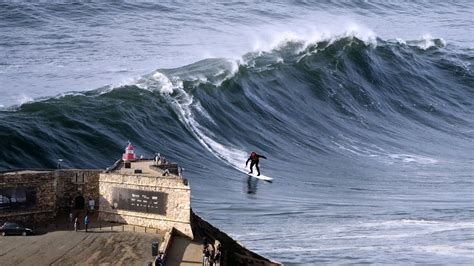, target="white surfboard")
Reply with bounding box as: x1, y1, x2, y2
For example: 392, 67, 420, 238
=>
246, 171, 273, 181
